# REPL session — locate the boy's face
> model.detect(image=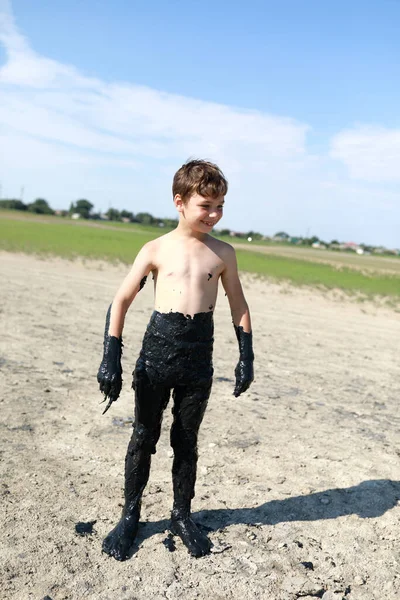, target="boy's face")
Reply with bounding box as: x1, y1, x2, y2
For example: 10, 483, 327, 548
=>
175, 193, 224, 232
